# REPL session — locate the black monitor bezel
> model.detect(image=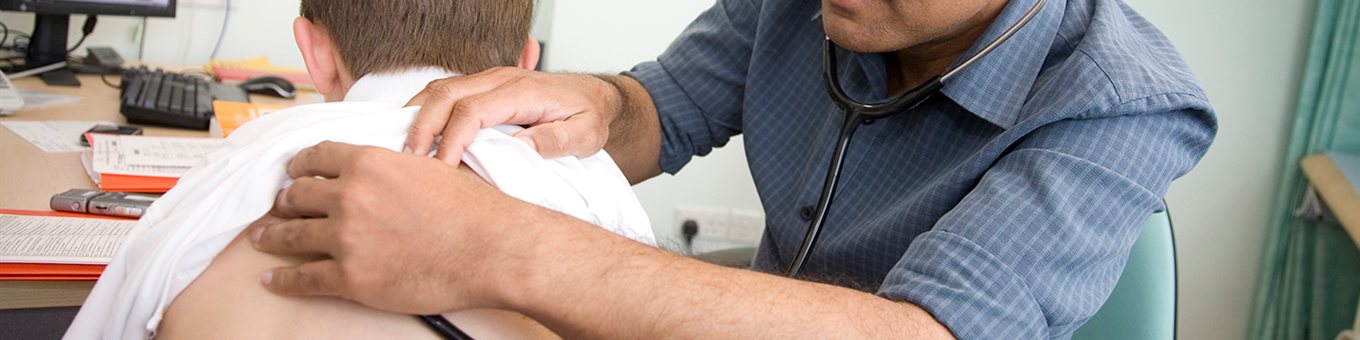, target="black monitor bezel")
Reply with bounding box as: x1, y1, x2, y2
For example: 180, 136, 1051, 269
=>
0, 0, 177, 18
